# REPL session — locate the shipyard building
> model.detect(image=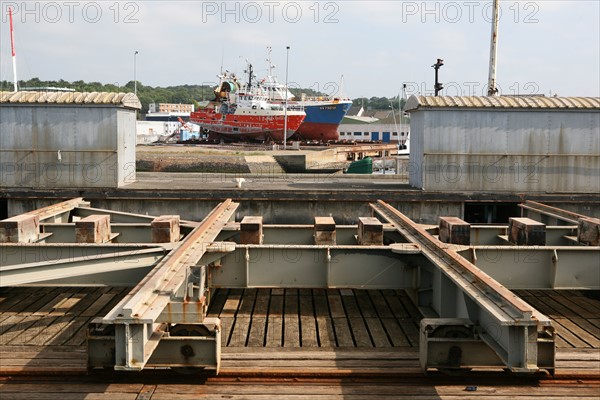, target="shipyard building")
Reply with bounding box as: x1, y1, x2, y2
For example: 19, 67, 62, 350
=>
0, 91, 140, 189
405, 95, 600, 193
